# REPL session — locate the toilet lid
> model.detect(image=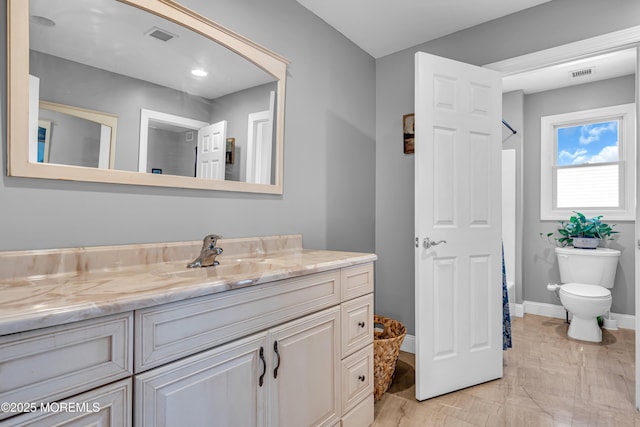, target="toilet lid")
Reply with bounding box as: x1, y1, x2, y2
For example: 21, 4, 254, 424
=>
560, 283, 611, 298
